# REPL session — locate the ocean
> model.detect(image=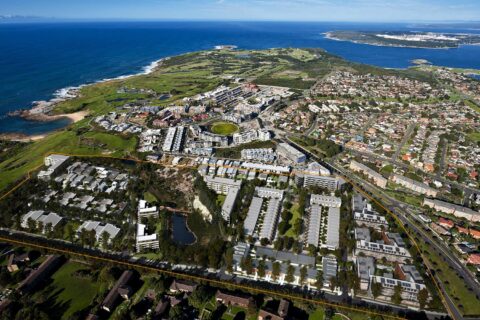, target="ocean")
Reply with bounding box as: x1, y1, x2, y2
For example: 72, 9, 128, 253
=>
1, 21, 480, 135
